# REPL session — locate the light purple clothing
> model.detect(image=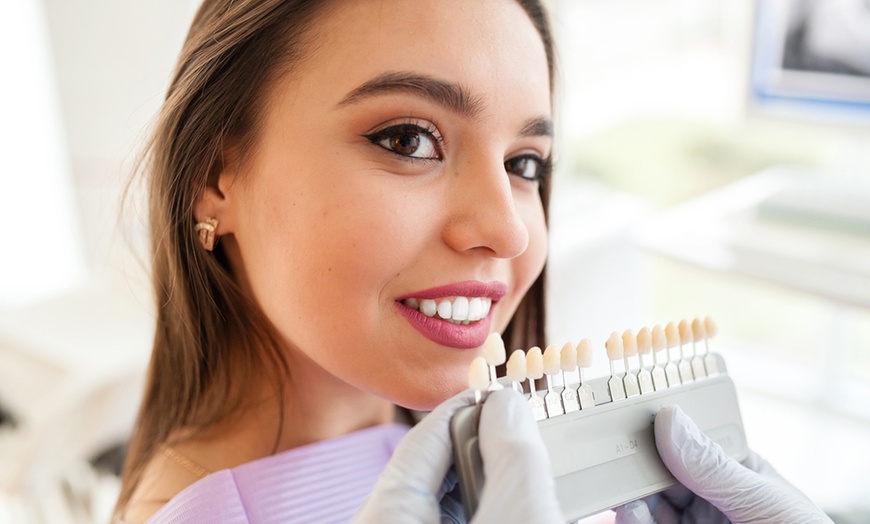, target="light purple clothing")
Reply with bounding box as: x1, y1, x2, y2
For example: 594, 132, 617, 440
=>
147, 423, 410, 523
